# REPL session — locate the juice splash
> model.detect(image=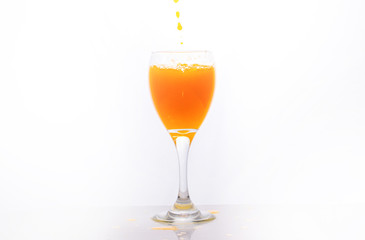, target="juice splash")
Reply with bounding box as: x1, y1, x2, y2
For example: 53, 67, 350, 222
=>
149, 64, 215, 132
